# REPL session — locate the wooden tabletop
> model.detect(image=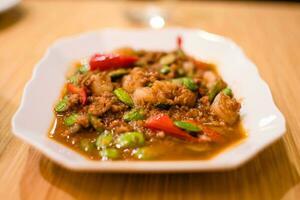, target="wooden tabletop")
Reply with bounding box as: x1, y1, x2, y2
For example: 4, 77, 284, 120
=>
1, 0, 300, 199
